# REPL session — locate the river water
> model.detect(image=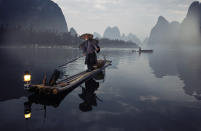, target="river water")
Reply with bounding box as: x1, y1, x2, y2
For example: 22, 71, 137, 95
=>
0, 47, 201, 131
